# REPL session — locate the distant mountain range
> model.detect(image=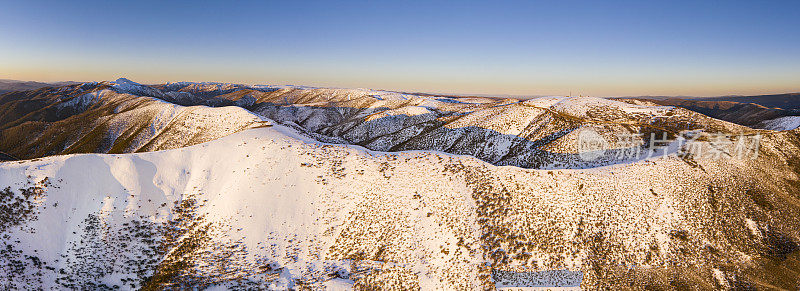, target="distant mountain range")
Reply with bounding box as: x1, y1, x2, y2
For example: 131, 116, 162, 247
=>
624, 93, 800, 129
694, 93, 800, 110
0, 79, 80, 95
